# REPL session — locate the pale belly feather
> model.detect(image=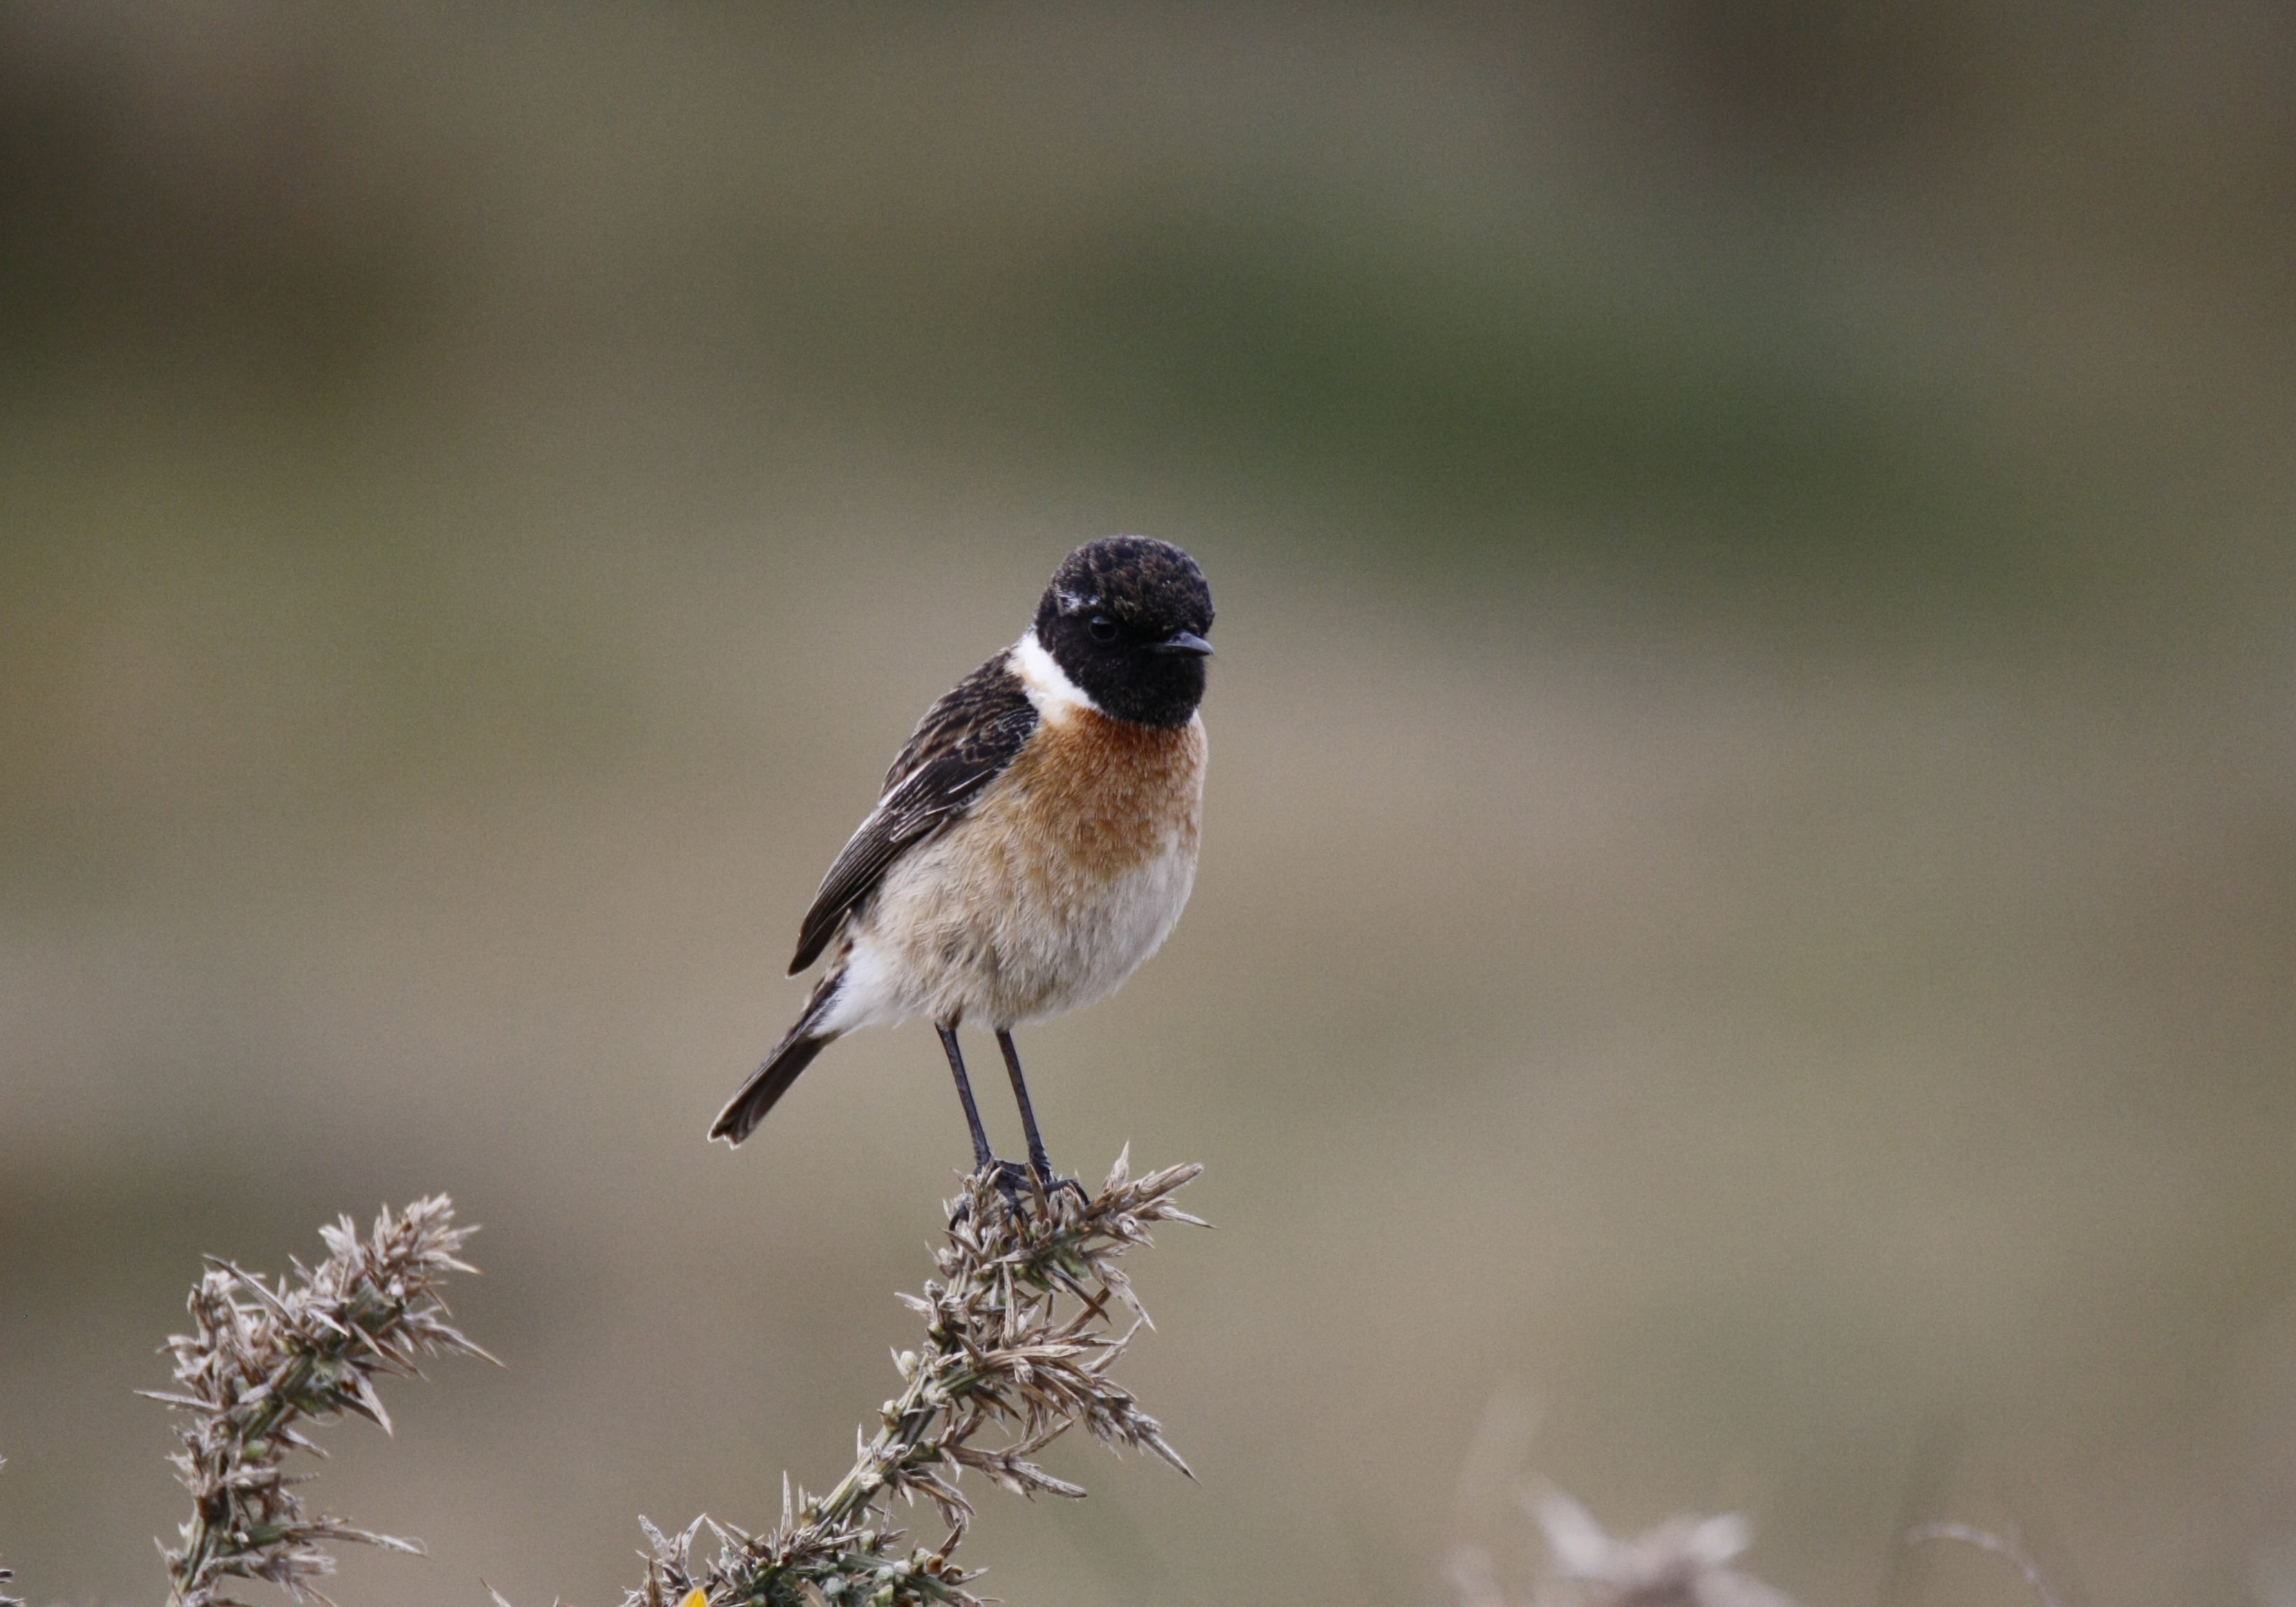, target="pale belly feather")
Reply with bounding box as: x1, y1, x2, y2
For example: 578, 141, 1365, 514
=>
823, 711, 1205, 1033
